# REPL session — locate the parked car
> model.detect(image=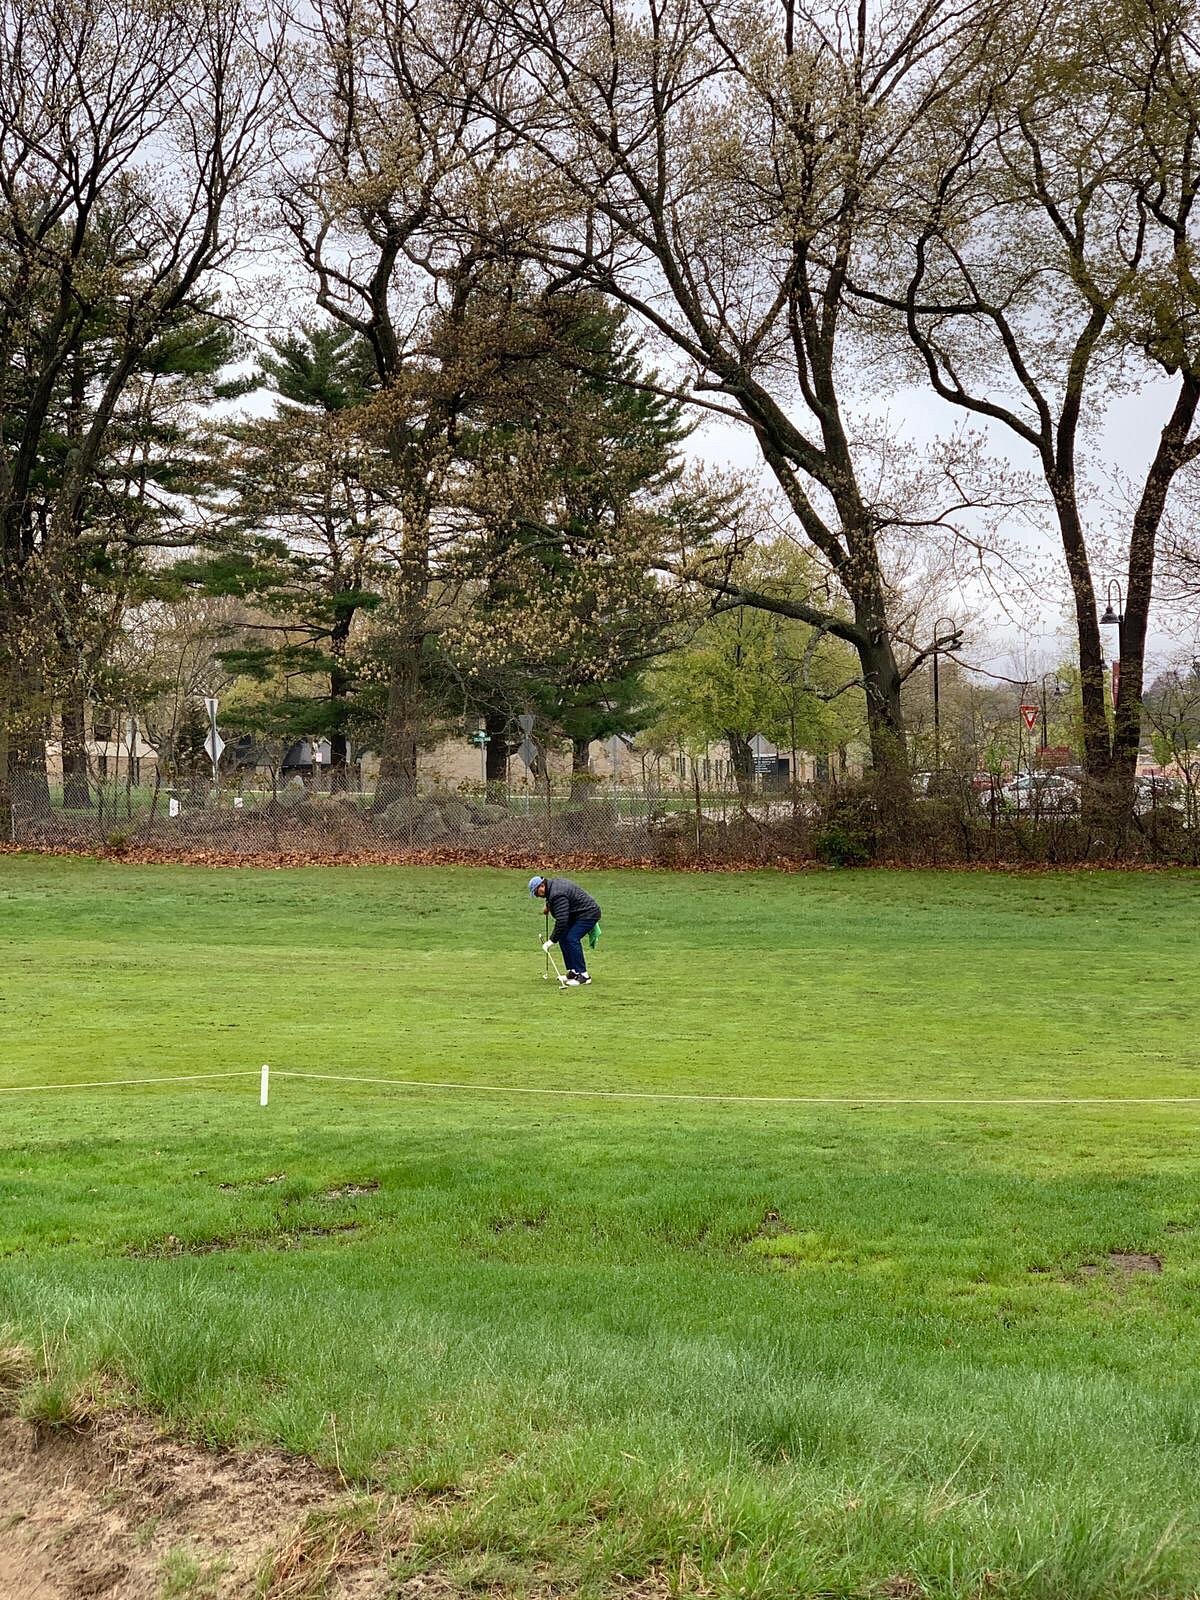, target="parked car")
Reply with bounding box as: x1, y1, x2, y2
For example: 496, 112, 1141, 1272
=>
1135, 775, 1183, 815
998, 773, 1081, 815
